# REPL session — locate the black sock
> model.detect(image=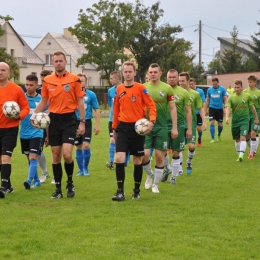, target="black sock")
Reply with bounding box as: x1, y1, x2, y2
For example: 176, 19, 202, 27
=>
64, 161, 74, 183
115, 163, 125, 191
1, 164, 11, 188
52, 163, 63, 190
134, 164, 143, 190
0, 164, 2, 172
